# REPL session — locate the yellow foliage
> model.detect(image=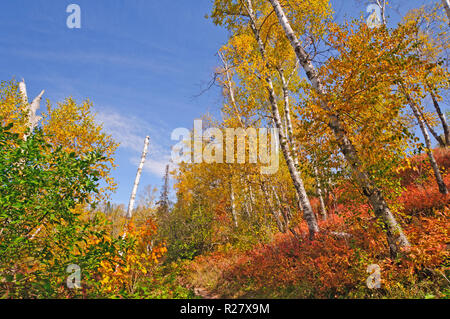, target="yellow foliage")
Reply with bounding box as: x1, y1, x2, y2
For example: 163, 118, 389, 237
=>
97, 219, 166, 296
42, 97, 119, 199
